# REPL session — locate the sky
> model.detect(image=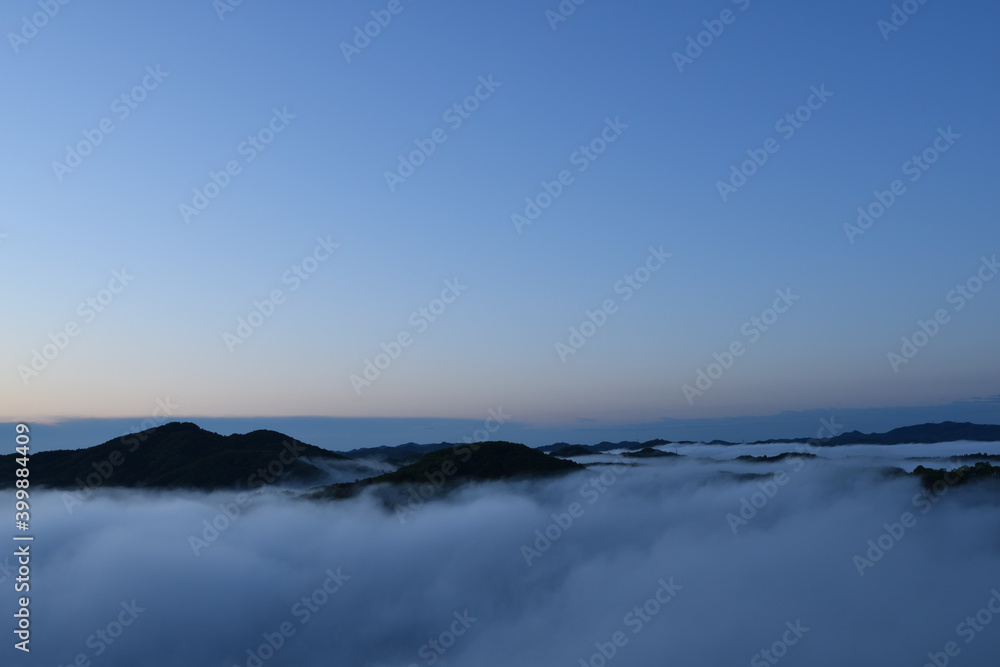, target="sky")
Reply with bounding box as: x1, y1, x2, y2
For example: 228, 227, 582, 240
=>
2, 0, 999, 436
